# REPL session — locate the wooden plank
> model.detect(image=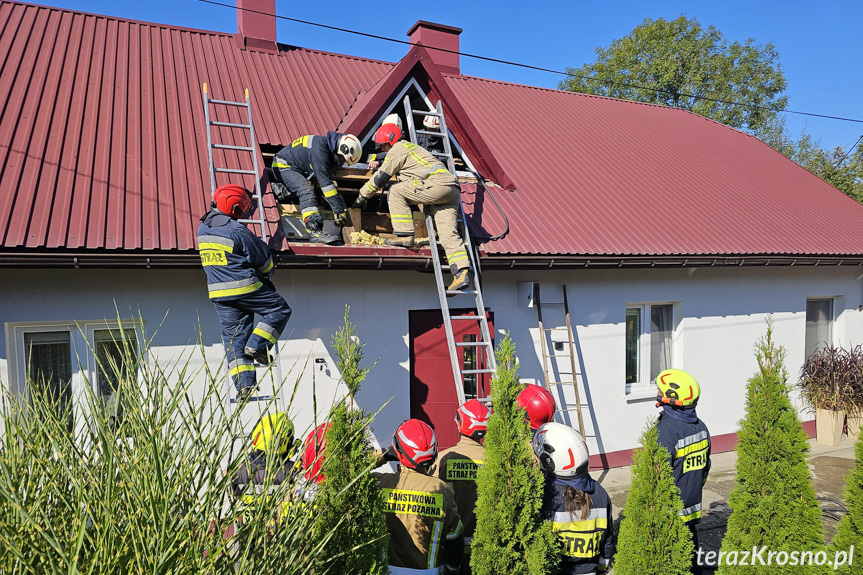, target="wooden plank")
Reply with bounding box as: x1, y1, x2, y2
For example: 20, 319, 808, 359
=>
341, 208, 362, 244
